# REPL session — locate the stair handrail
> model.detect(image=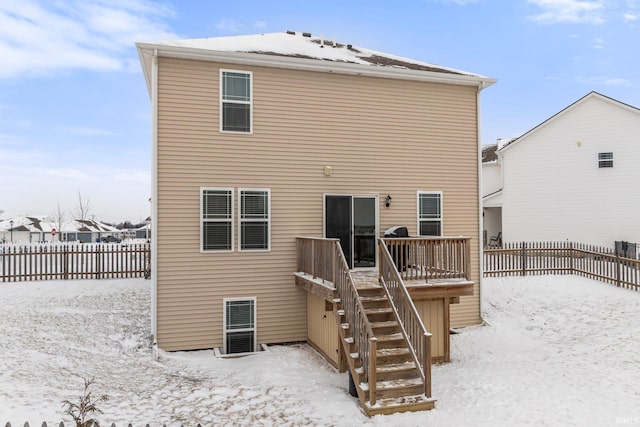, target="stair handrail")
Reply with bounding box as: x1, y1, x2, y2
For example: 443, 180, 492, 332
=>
296, 237, 378, 405
378, 238, 432, 398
